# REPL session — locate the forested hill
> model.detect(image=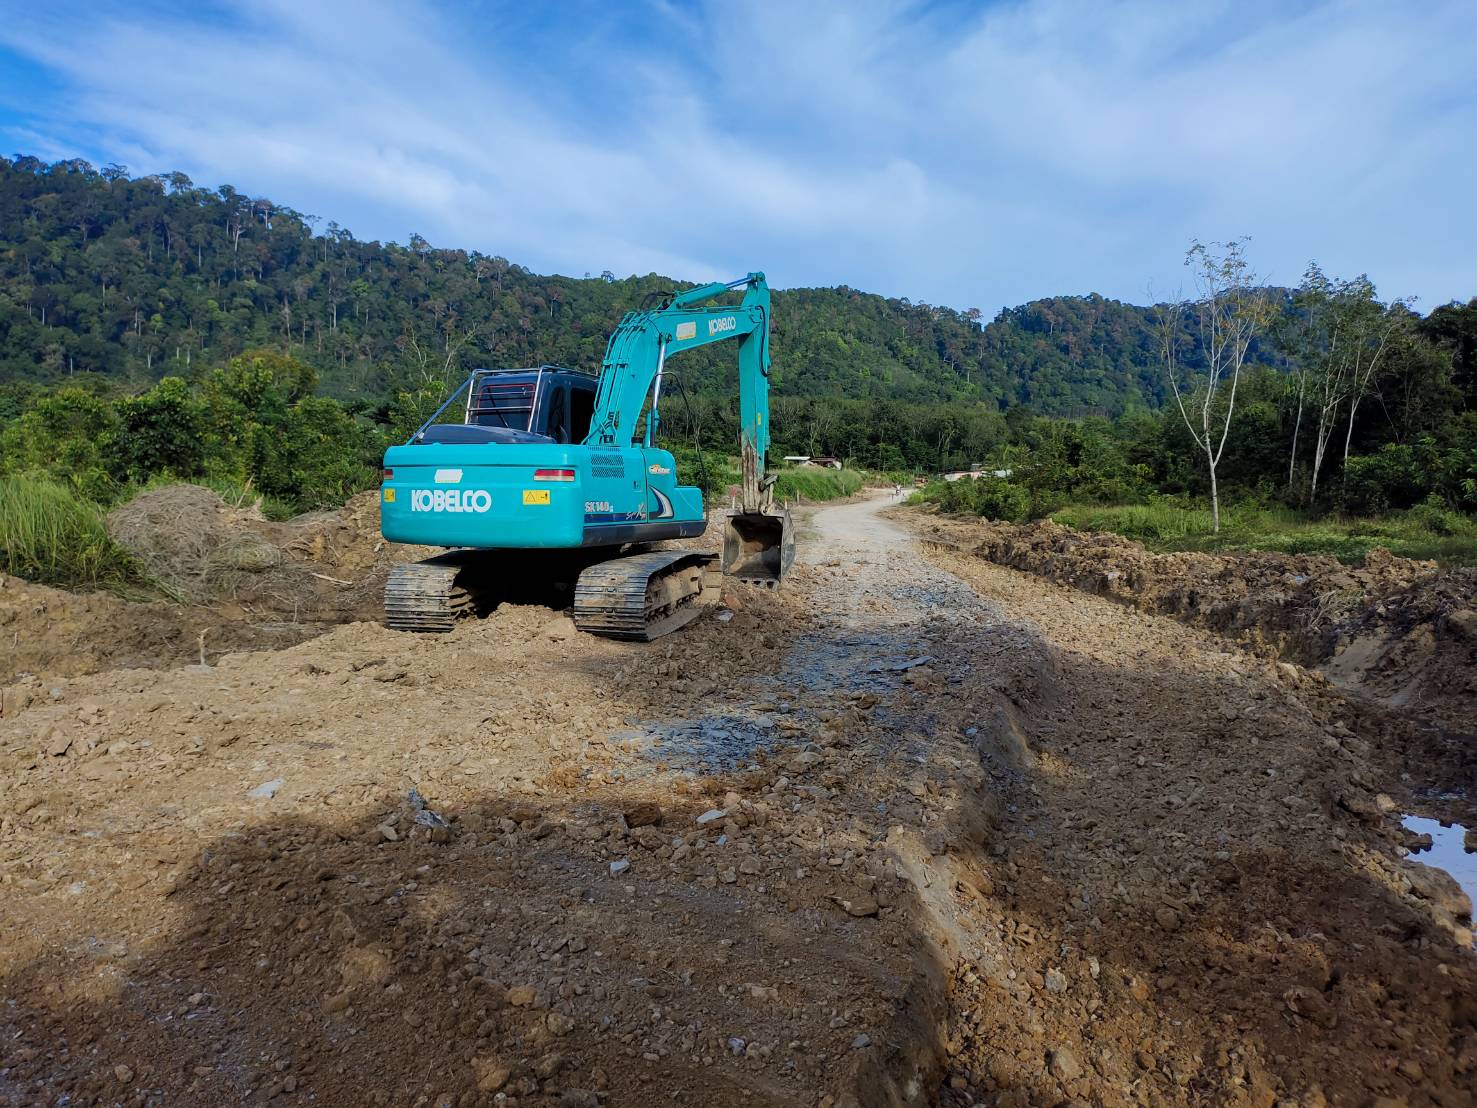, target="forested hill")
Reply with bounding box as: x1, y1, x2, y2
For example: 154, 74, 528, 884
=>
3, 155, 1205, 414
